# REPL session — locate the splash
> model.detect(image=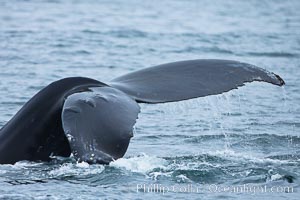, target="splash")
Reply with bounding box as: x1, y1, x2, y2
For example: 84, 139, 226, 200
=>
48, 162, 104, 177
110, 153, 167, 174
